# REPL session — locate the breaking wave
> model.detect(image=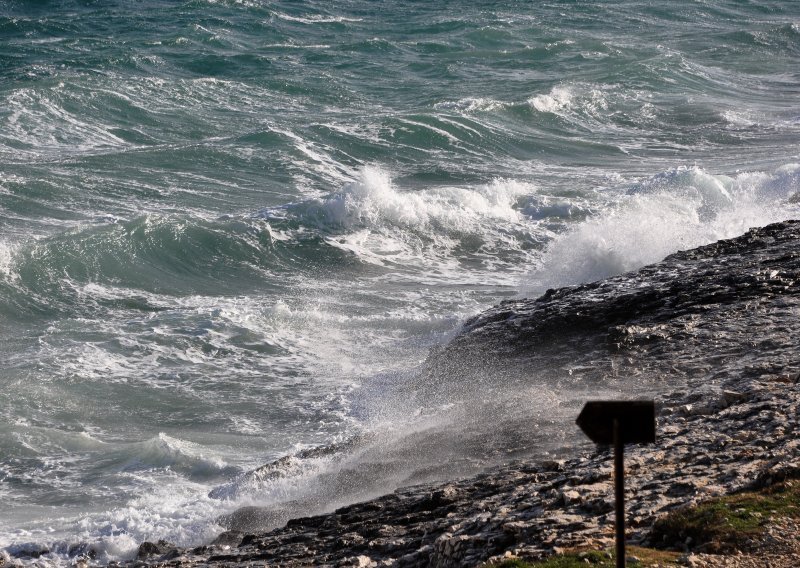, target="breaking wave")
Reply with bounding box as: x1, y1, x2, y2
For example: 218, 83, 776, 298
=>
521, 164, 800, 297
